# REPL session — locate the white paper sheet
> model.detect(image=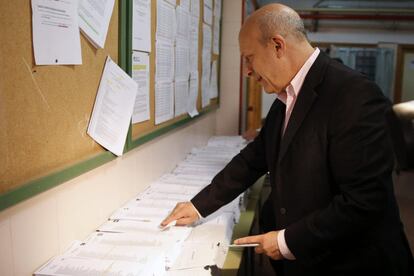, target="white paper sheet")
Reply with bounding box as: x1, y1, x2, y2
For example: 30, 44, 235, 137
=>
203, 0, 213, 25
187, 73, 199, 117
203, 23, 212, 52
156, 0, 176, 41
155, 82, 174, 124
168, 241, 218, 270
202, 51, 211, 108
175, 39, 190, 81
175, 80, 189, 117
189, 16, 200, 73
78, 0, 114, 48
132, 51, 150, 123
176, 6, 190, 40
213, 16, 220, 55
209, 60, 218, 99
179, 0, 191, 11
34, 256, 154, 276
190, 0, 200, 17
214, 0, 222, 18
133, 0, 151, 52
156, 39, 175, 82
87, 57, 137, 156
31, 0, 82, 65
